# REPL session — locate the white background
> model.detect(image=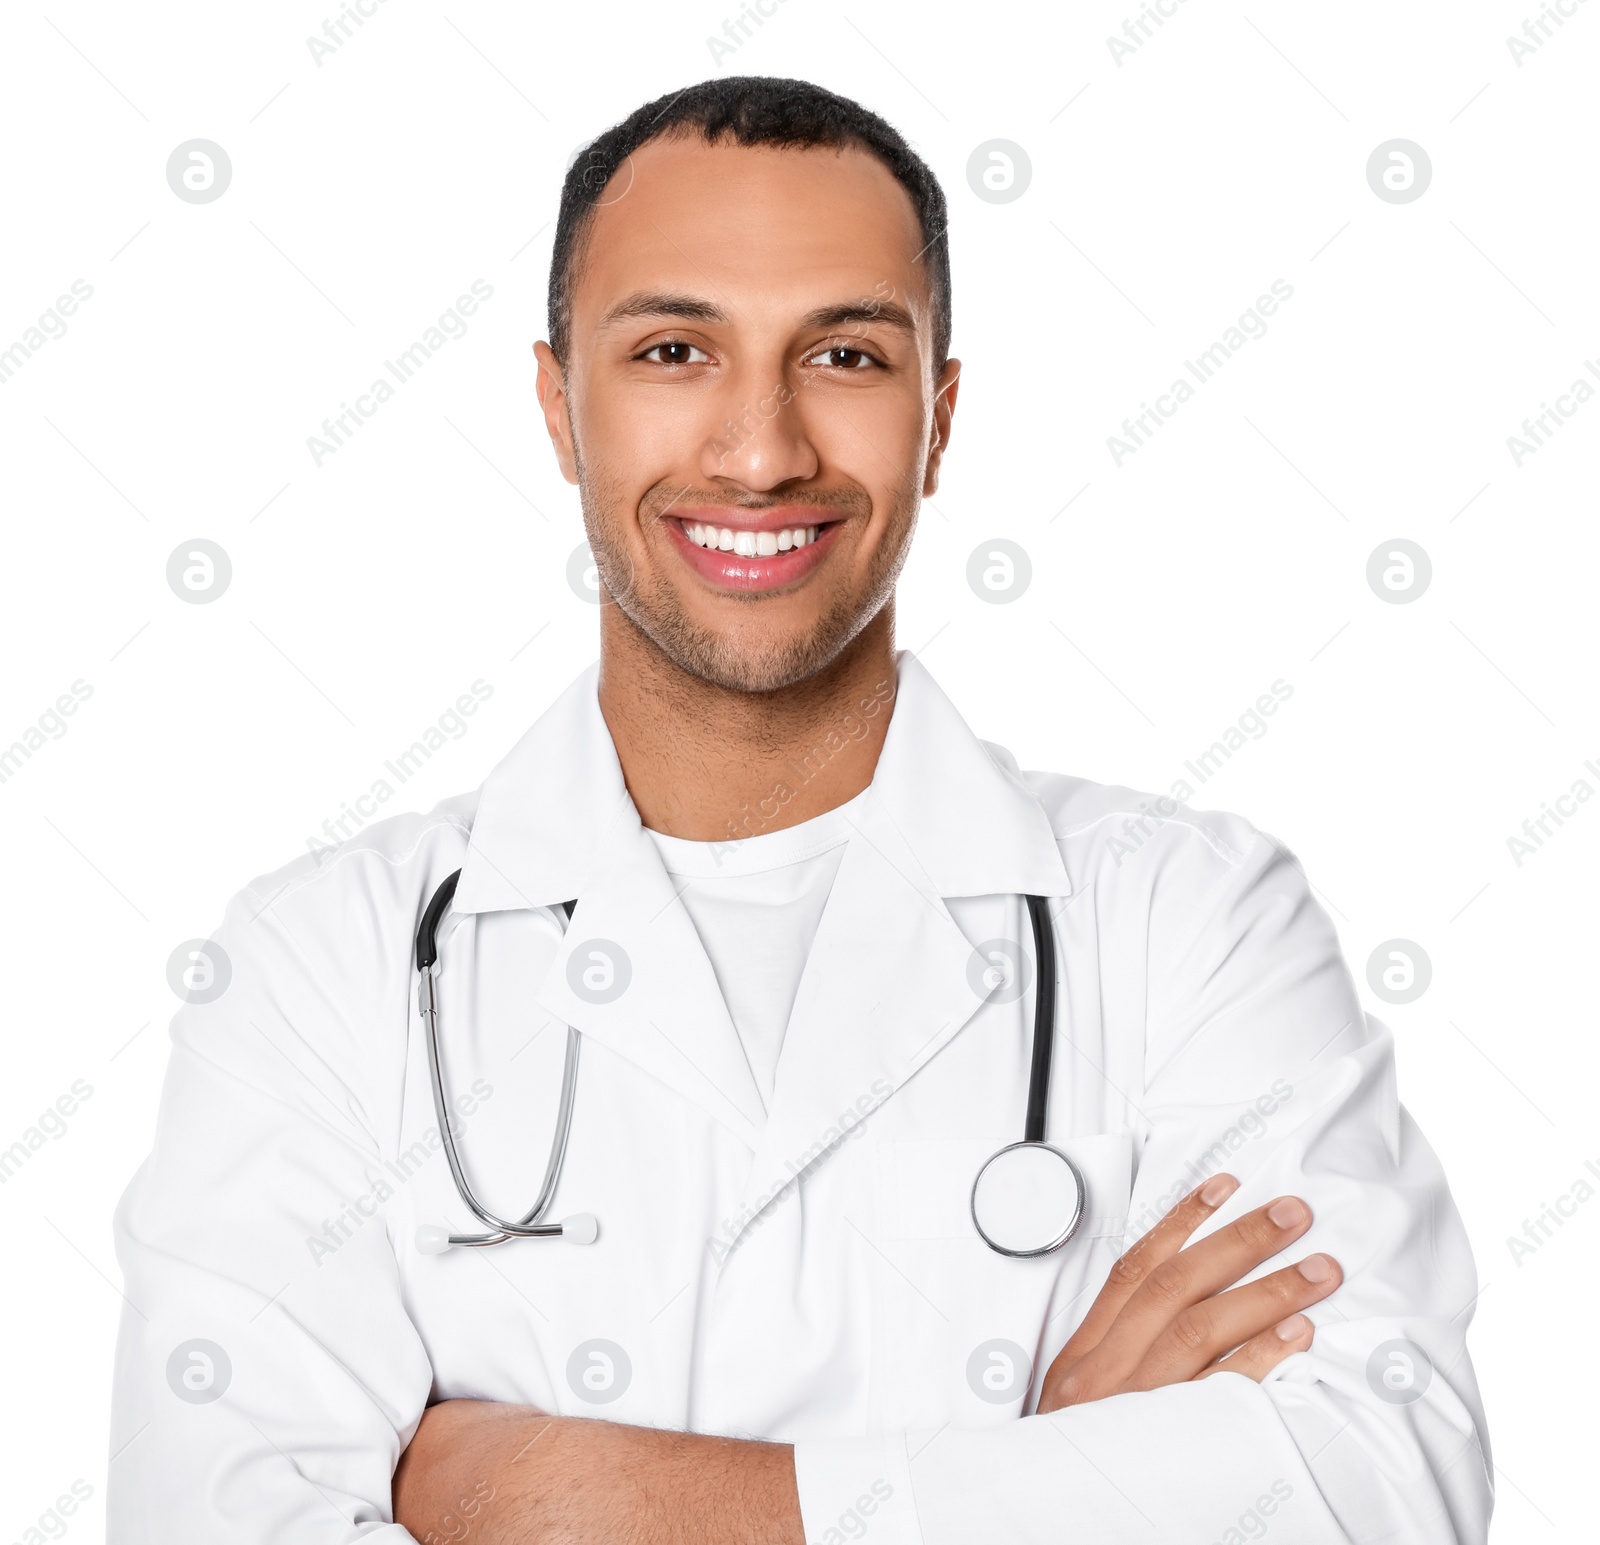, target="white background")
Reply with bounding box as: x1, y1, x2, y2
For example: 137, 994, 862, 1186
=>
1, 1, 1594, 1538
